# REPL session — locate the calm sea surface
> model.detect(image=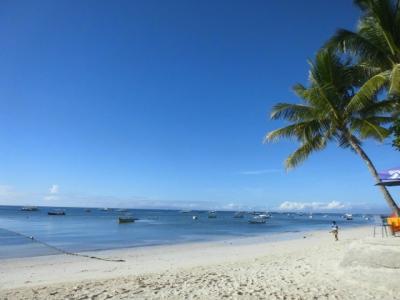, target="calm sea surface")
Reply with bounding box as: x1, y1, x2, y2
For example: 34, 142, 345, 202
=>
0, 205, 373, 259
